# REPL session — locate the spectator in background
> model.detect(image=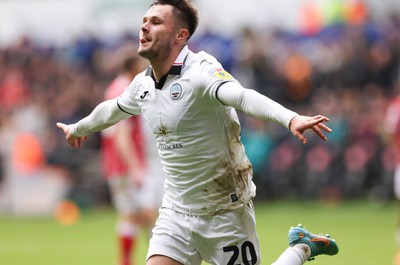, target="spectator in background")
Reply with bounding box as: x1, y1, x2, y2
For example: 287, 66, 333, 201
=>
100, 47, 165, 265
